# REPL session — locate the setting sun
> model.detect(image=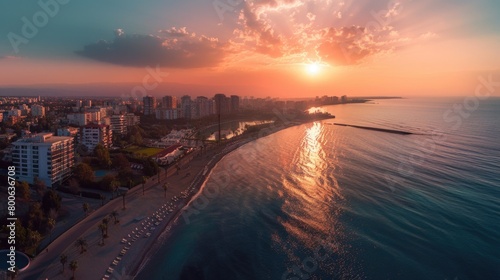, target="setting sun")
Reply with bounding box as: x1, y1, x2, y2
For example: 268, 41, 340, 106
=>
306, 62, 321, 75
